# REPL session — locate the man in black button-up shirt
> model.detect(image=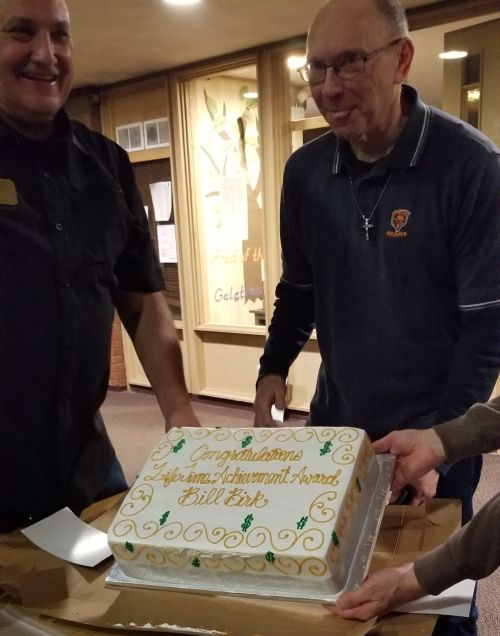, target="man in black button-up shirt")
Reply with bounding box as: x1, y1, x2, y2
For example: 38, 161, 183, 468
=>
0, 0, 200, 532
